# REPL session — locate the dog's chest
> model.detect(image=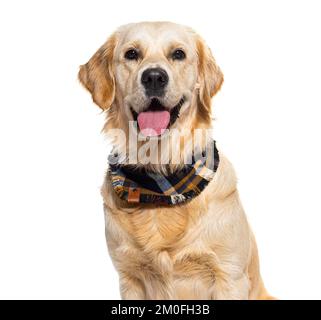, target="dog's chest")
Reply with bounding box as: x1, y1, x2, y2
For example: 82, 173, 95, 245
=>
105, 199, 222, 299
102, 155, 249, 299
108, 204, 194, 253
